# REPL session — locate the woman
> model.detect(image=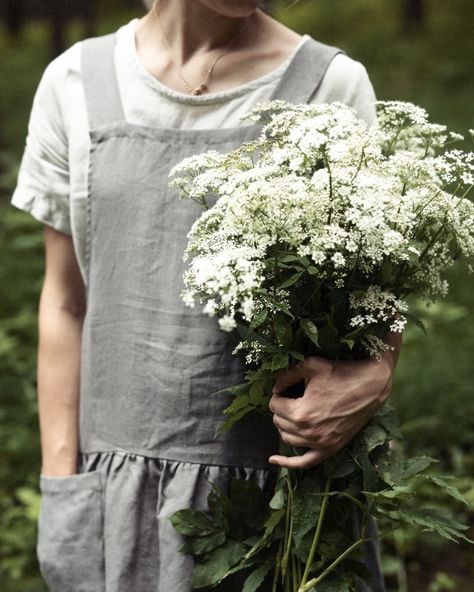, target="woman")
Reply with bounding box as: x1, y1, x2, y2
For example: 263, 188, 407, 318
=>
11, 1, 401, 590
